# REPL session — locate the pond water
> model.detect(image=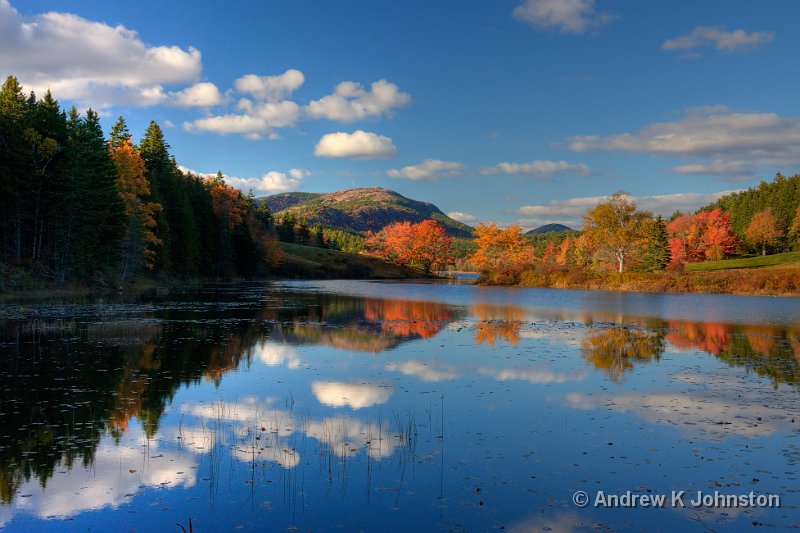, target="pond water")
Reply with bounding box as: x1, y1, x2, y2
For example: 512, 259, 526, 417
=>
0, 281, 798, 532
